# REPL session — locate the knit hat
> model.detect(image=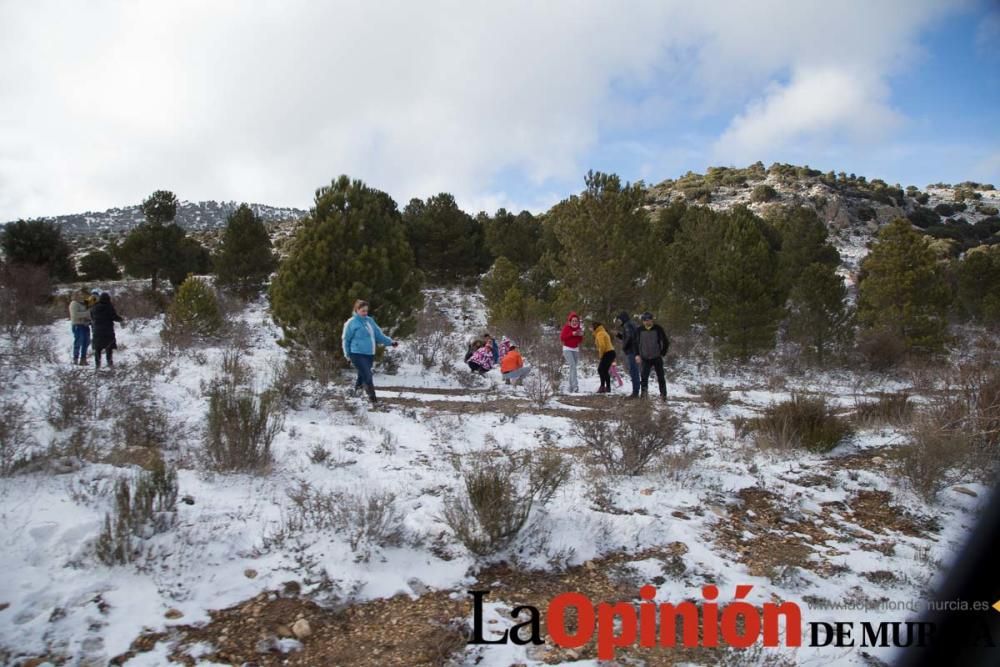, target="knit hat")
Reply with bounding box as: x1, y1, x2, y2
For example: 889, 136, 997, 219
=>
641, 312, 654, 321
90, 288, 101, 296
